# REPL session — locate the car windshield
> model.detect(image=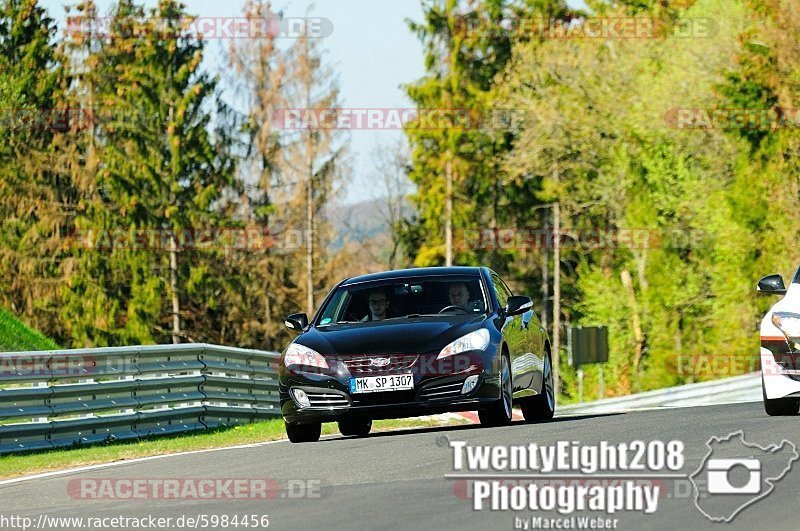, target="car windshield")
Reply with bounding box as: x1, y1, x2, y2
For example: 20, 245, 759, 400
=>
316, 276, 488, 325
